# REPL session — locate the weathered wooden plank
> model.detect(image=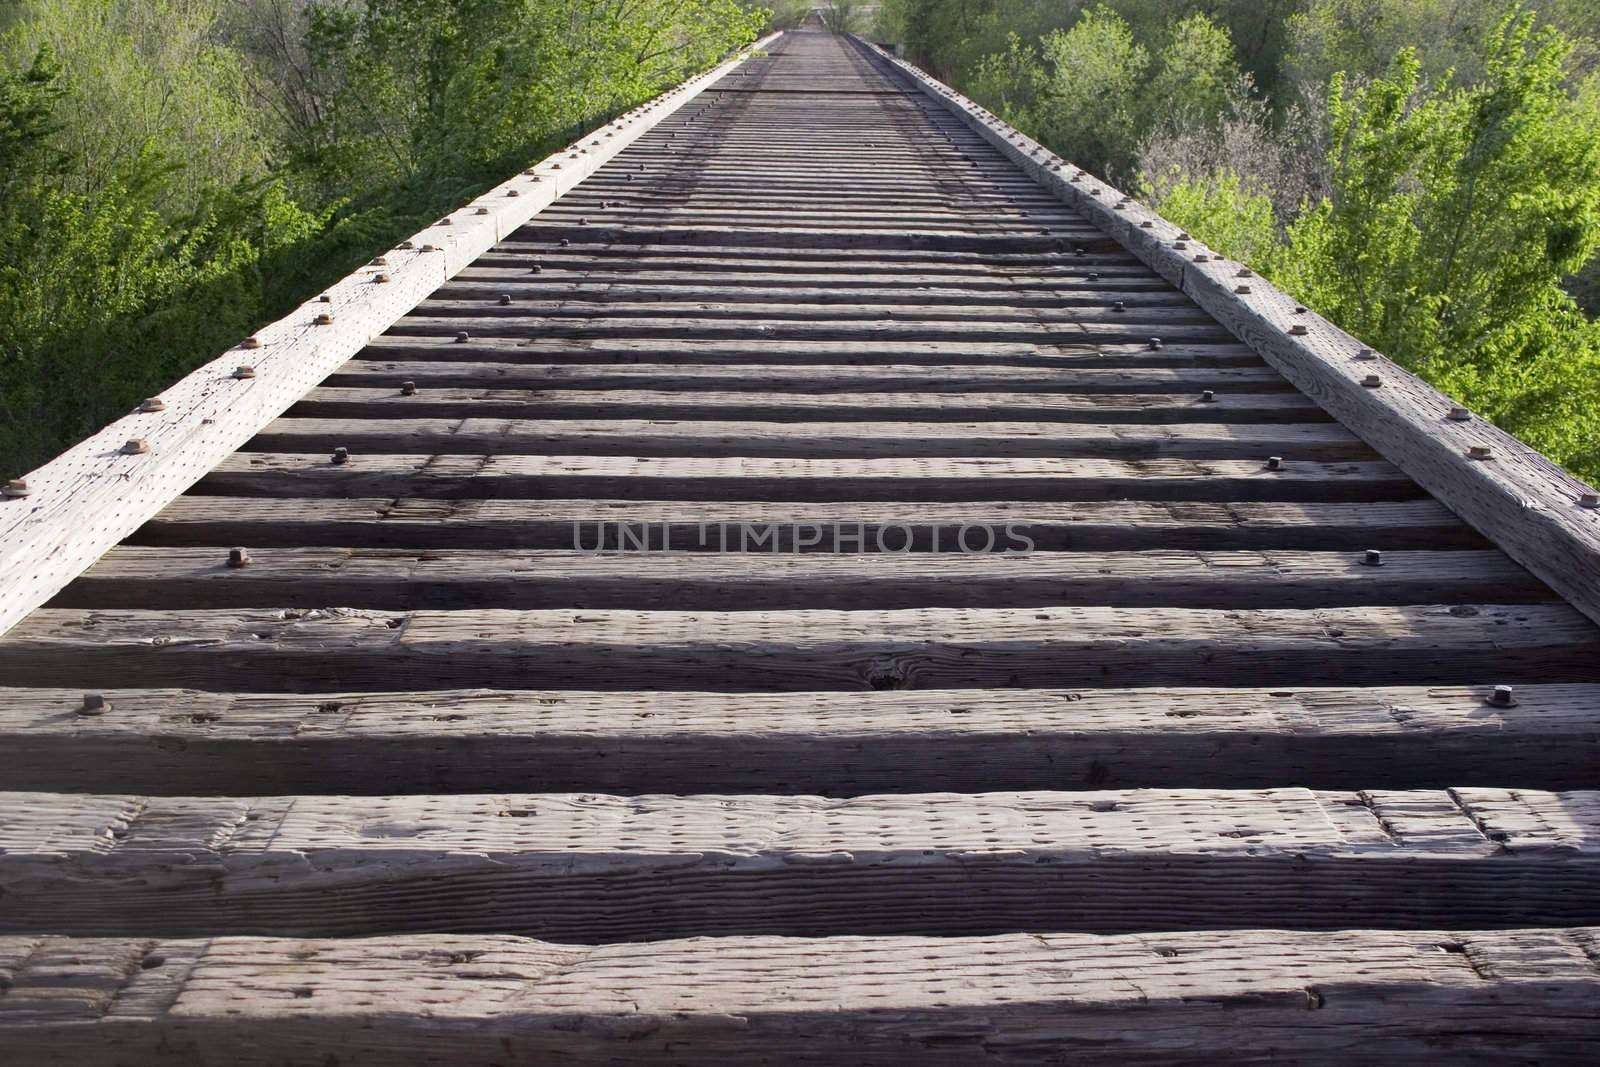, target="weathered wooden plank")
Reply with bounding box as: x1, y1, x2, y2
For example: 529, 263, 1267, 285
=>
356, 334, 1268, 367
5, 684, 1596, 795
1, 603, 1593, 692
5, 928, 1597, 1064
56, 548, 1548, 611
199, 454, 1415, 502
3, 788, 1599, 937
869, 35, 1600, 630
0, 36, 782, 640
419, 284, 1195, 309
133, 497, 1484, 551
289, 389, 1328, 423
321, 362, 1293, 393
250, 418, 1370, 460
447, 267, 1178, 292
